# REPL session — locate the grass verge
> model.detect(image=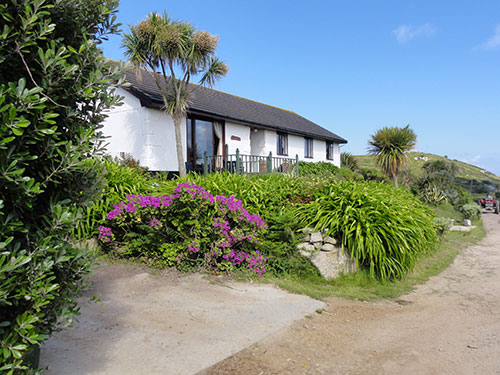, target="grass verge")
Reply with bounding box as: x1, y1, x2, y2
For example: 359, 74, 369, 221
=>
270, 222, 486, 301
